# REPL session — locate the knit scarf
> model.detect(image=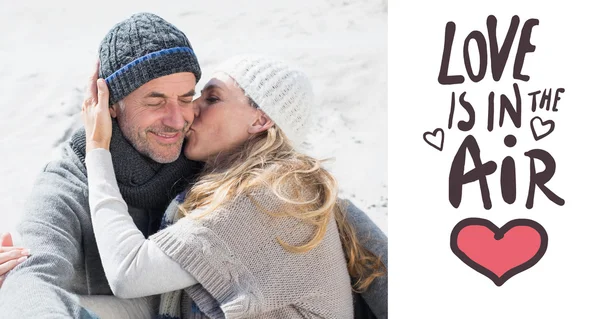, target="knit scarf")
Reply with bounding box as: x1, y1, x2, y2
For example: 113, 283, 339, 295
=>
70, 119, 201, 210
156, 191, 194, 319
